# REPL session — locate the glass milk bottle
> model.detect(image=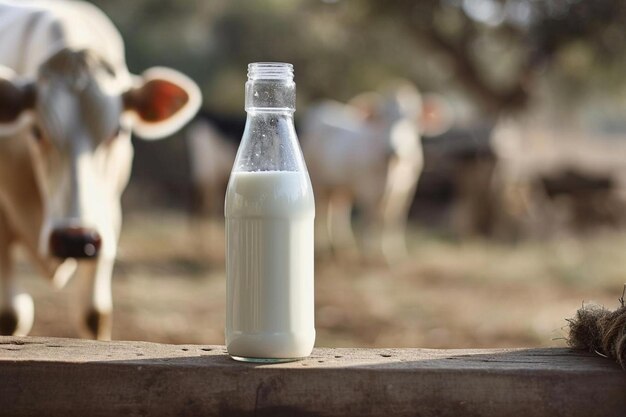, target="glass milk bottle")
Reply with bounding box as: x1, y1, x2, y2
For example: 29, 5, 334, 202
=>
225, 63, 315, 362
